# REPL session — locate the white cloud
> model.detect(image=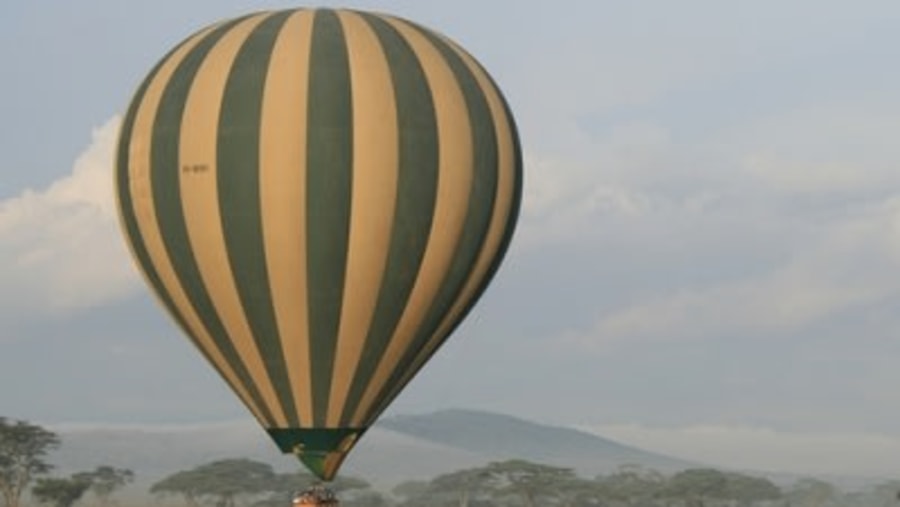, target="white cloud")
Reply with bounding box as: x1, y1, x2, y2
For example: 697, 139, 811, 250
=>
585, 422, 900, 479
0, 116, 139, 314
575, 194, 900, 346
518, 122, 682, 248
732, 98, 900, 195
519, 159, 655, 248
516, 86, 900, 351
743, 153, 865, 195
